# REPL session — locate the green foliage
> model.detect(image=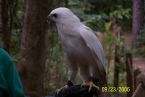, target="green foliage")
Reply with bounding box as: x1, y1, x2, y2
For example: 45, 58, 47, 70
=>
82, 0, 131, 14
46, 29, 67, 92
10, 0, 24, 55
16, 0, 24, 20
109, 6, 131, 20
67, 0, 132, 32
83, 14, 106, 31
10, 29, 21, 55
